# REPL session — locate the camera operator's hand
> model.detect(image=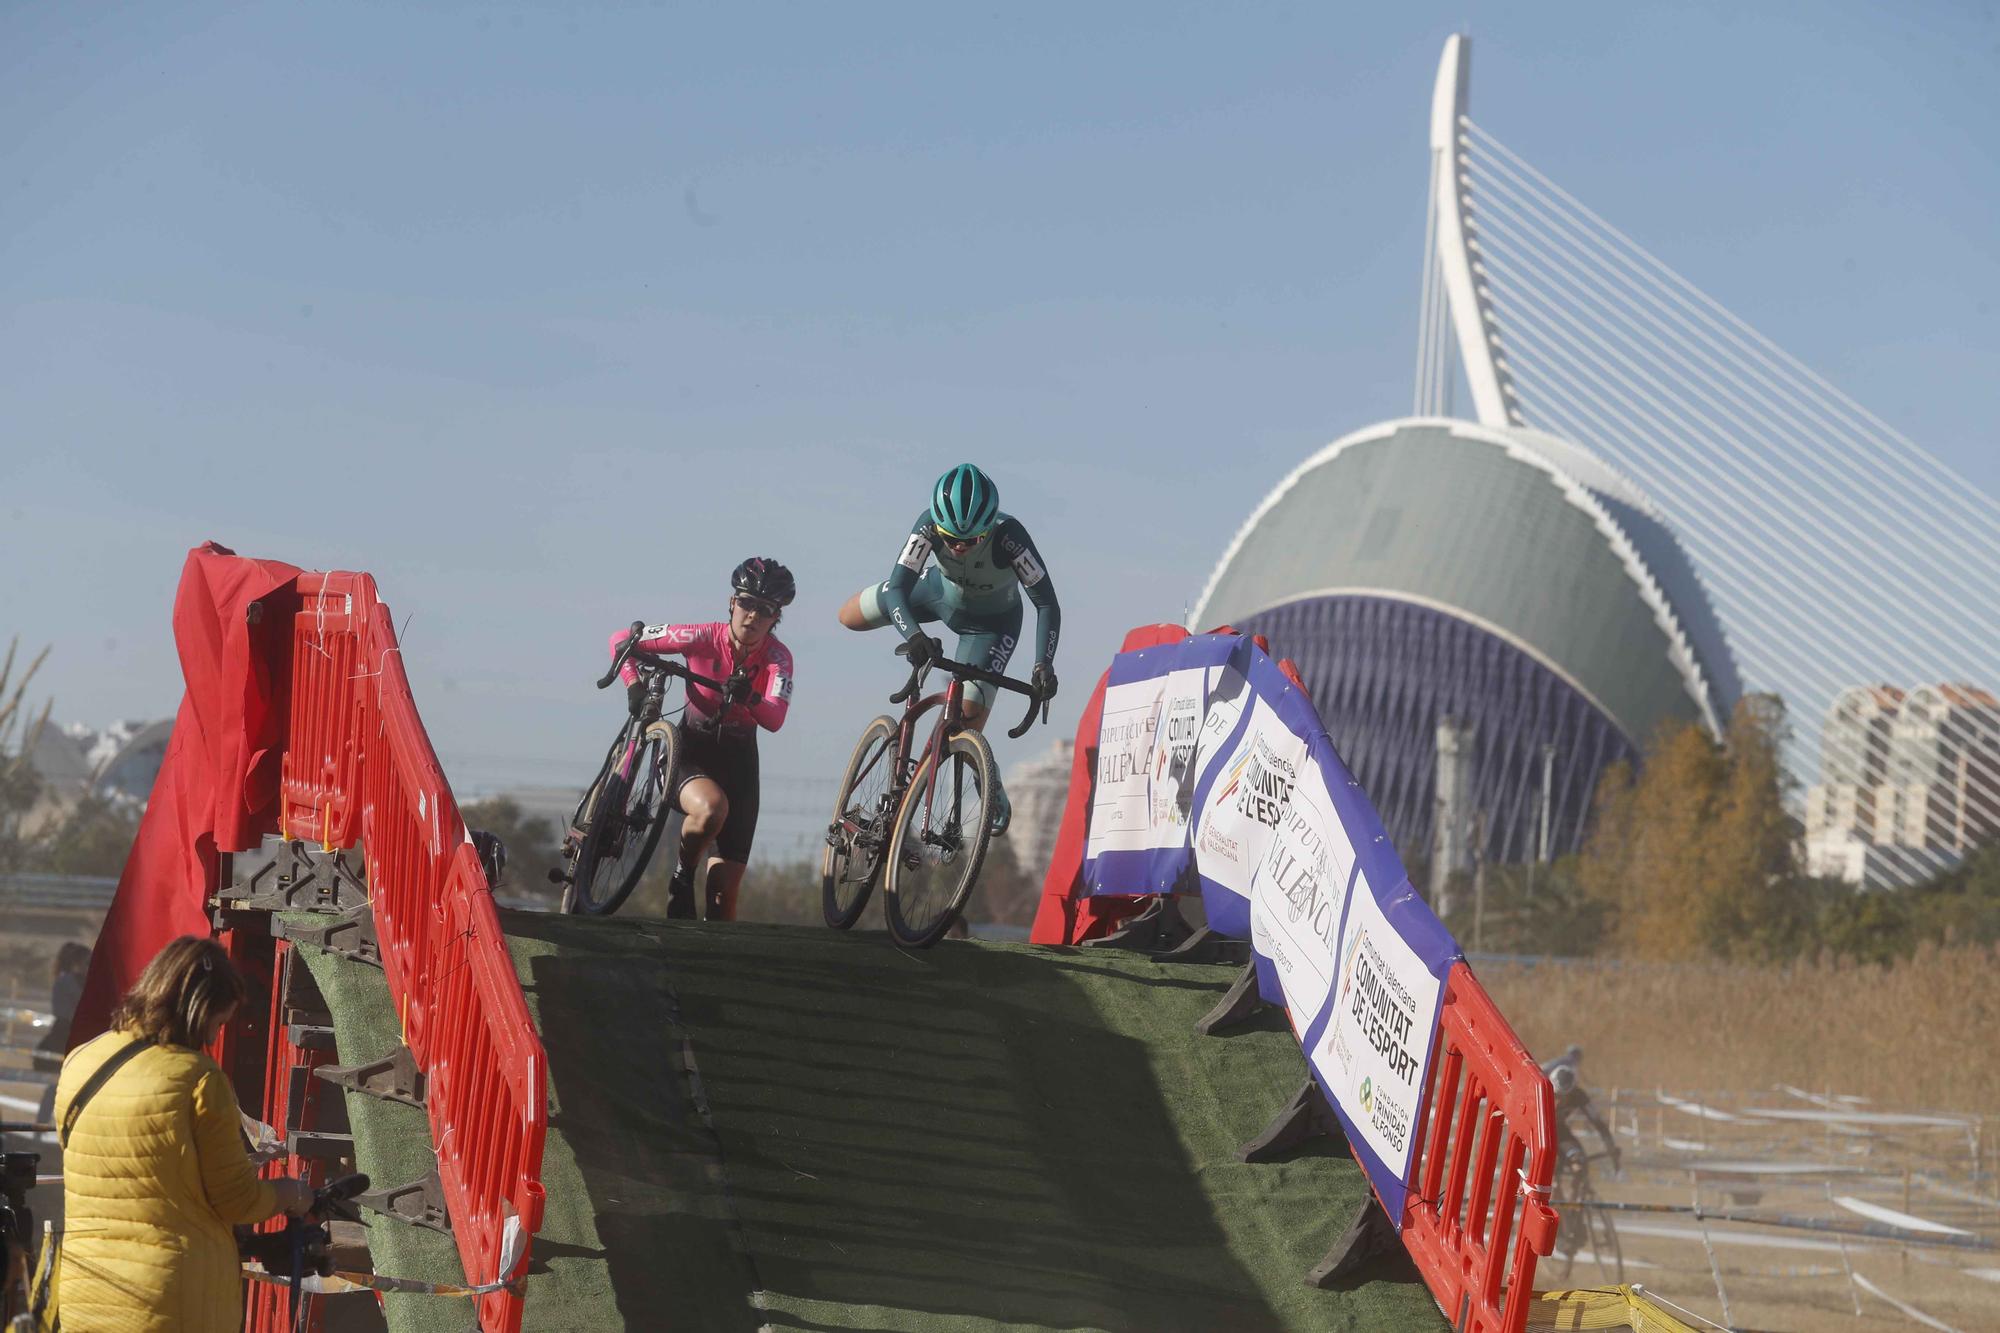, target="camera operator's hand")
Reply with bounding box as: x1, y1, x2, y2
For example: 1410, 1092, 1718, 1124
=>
272, 1176, 314, 1217
626, 679, 647, 716
905, 633, 941, 670
1031, 662, 1057, 701
723, 667, 754, 708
